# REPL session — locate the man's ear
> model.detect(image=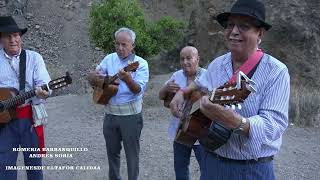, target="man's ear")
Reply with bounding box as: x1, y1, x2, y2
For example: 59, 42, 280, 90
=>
258, 28, 265, 39
132, 43, 135, 48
